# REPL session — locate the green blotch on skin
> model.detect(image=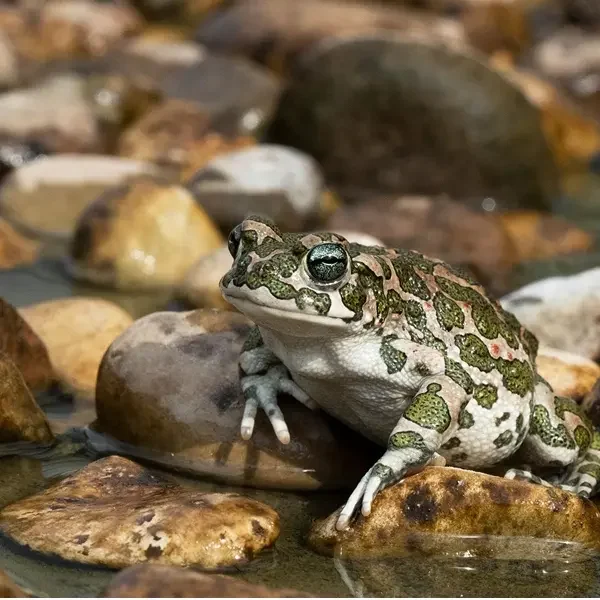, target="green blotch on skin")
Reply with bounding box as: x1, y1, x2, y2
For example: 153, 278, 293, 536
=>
473, 384, 498, 409
380, 334, 408, 375
388, 430, 428, 451
340, 281, 365, 321
496, 358, 534, 397
441, 437, 461, 450
493, 430, 514, 448
405, 300, 446, 353
444, 357, 473, 394
574, 425, 592, 454
451, 452, 469, 463
392, 259, 431, 300
255, 236, 285, 258
295, 288, 331, 315
242, 326, 263, 352
530, 405, 575, 449
516, 413, 524, 432
591, 431, 600, 451
405, 382, 452, 433
433, 292, 465, 331
495, 412, 511, 427
459, 406, 474, 429
577, 463, 600, 480
456, 333, 495, 372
